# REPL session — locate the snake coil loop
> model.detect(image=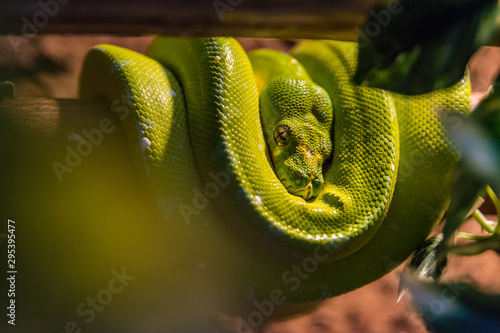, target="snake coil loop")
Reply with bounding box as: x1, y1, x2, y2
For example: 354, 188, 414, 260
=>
80, 37, 470, 301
